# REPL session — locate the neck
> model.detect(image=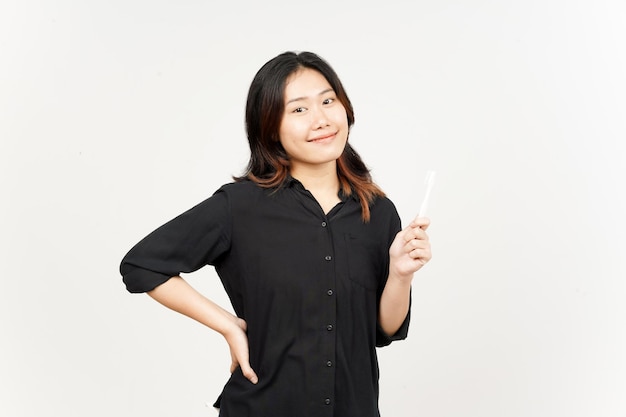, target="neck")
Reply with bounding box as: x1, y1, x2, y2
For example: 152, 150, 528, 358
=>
290, 161, 339, 193
290, 162, 342, 214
